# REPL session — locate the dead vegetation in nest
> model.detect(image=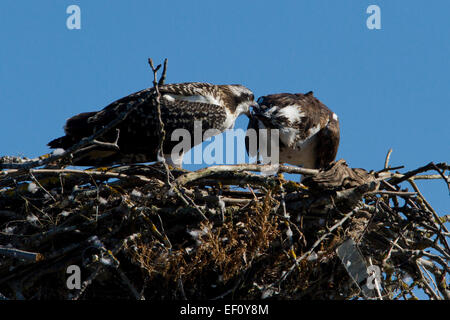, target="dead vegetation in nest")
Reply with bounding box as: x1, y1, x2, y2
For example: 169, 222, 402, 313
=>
0, 59, 449, 300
